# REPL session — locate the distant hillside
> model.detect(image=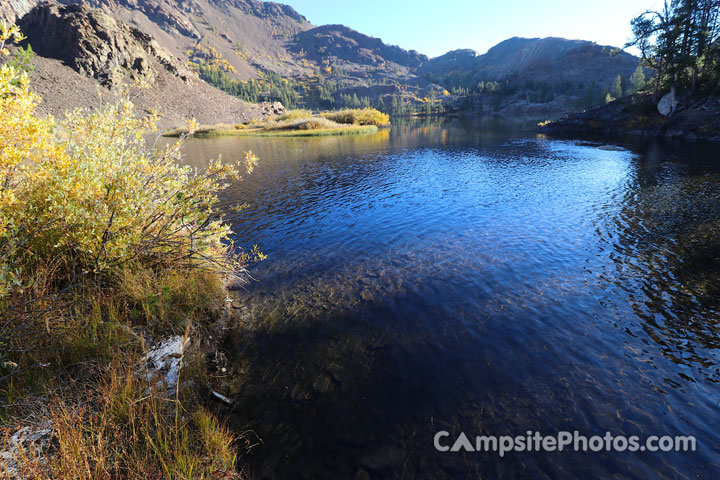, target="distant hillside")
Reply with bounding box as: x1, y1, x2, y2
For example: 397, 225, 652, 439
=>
419, 37, 645, 113
421, 37, 640, 87
4, 0, 446, 113
292, 24, 427, 68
